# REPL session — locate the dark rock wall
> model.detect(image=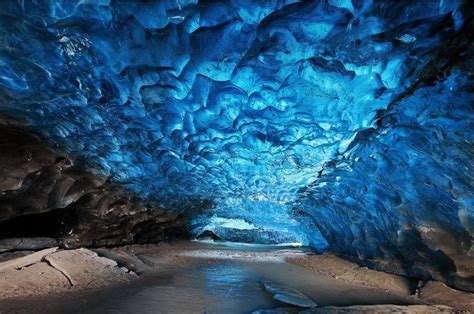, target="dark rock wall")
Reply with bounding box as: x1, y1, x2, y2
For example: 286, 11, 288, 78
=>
0, 115, 190, 247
